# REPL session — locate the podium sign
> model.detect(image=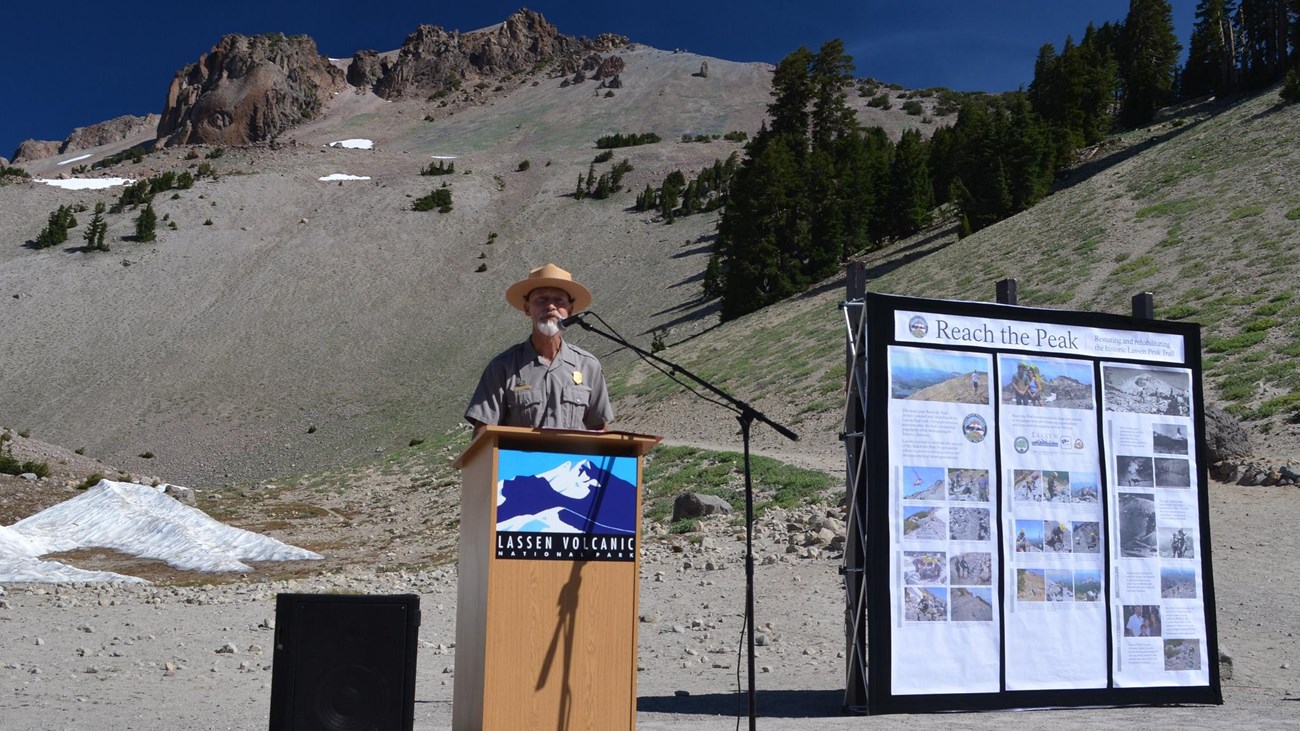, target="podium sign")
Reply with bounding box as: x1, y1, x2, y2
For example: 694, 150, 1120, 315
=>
494, 449, 639, 562
452, 426, 659, 731
848, 293, 1221, 713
